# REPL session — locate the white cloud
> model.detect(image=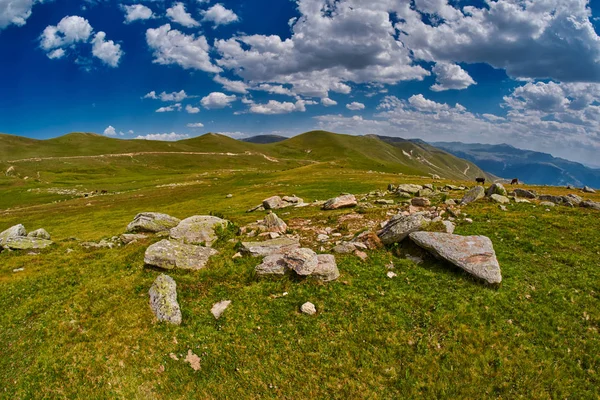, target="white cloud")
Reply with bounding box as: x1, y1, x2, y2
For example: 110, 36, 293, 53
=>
0, 0, 36, 30
103, 125, 117, 136
346, 102, 365, 111
166, 2, 199, 28
47, 48, 65, 59
122, 4, 154, 24
430, 62, 476, 92
186, 122, 204, 128
91, 31, 123, 67
185, 104, 200, 114
135, 132, 190, 141
143, 90, 188, 102
201, 92, 236, 109
40, 15, 93, 51
155, 103, 182, 112
201, 3, 239, 26
146, 24, 221, 73
248, 99, 315, 115
321, 98, 337, 107
213, 75, 248, 94
254, 84, 295, 97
